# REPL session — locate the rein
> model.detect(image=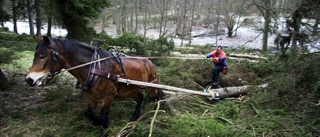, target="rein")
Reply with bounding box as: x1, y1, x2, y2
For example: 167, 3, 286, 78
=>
48, 56, 114, 77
